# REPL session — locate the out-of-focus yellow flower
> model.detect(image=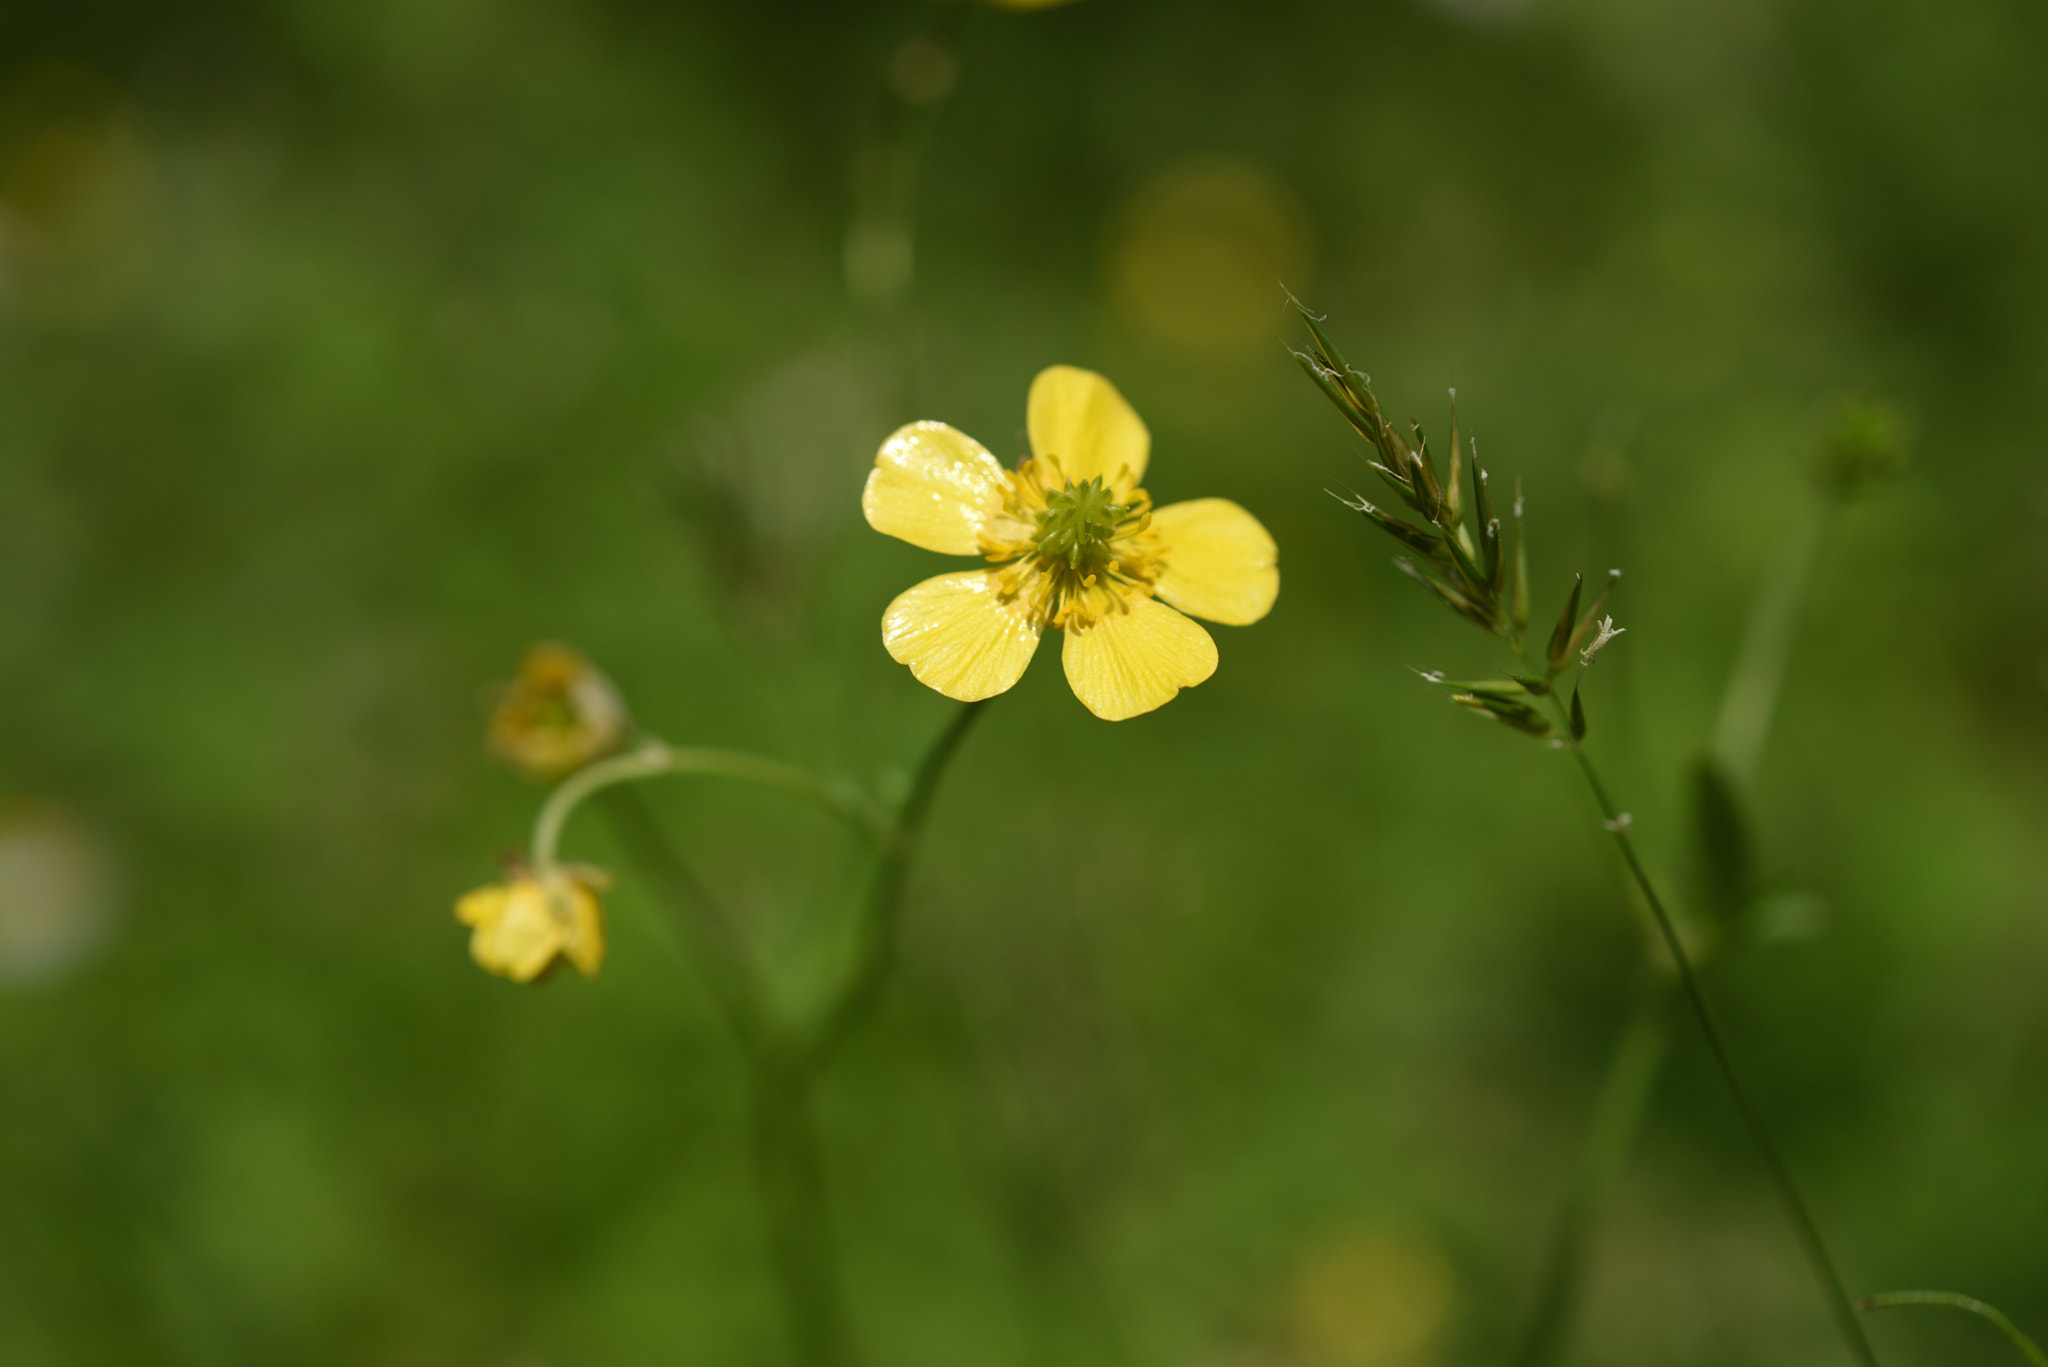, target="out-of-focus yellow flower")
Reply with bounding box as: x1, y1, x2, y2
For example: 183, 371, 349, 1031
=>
1109, 159, 1313, 365
488, 644, 628, 781
862, 365, 1277, 720
1285, 1228, 1455, 1367
0, 63, 153, 328
454, 866, 609, 983
0, 803, 117, 985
